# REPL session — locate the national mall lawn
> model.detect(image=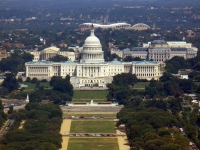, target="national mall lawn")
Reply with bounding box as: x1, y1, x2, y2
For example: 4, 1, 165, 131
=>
70, 120, 116, 133
68, 138, 119, 150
